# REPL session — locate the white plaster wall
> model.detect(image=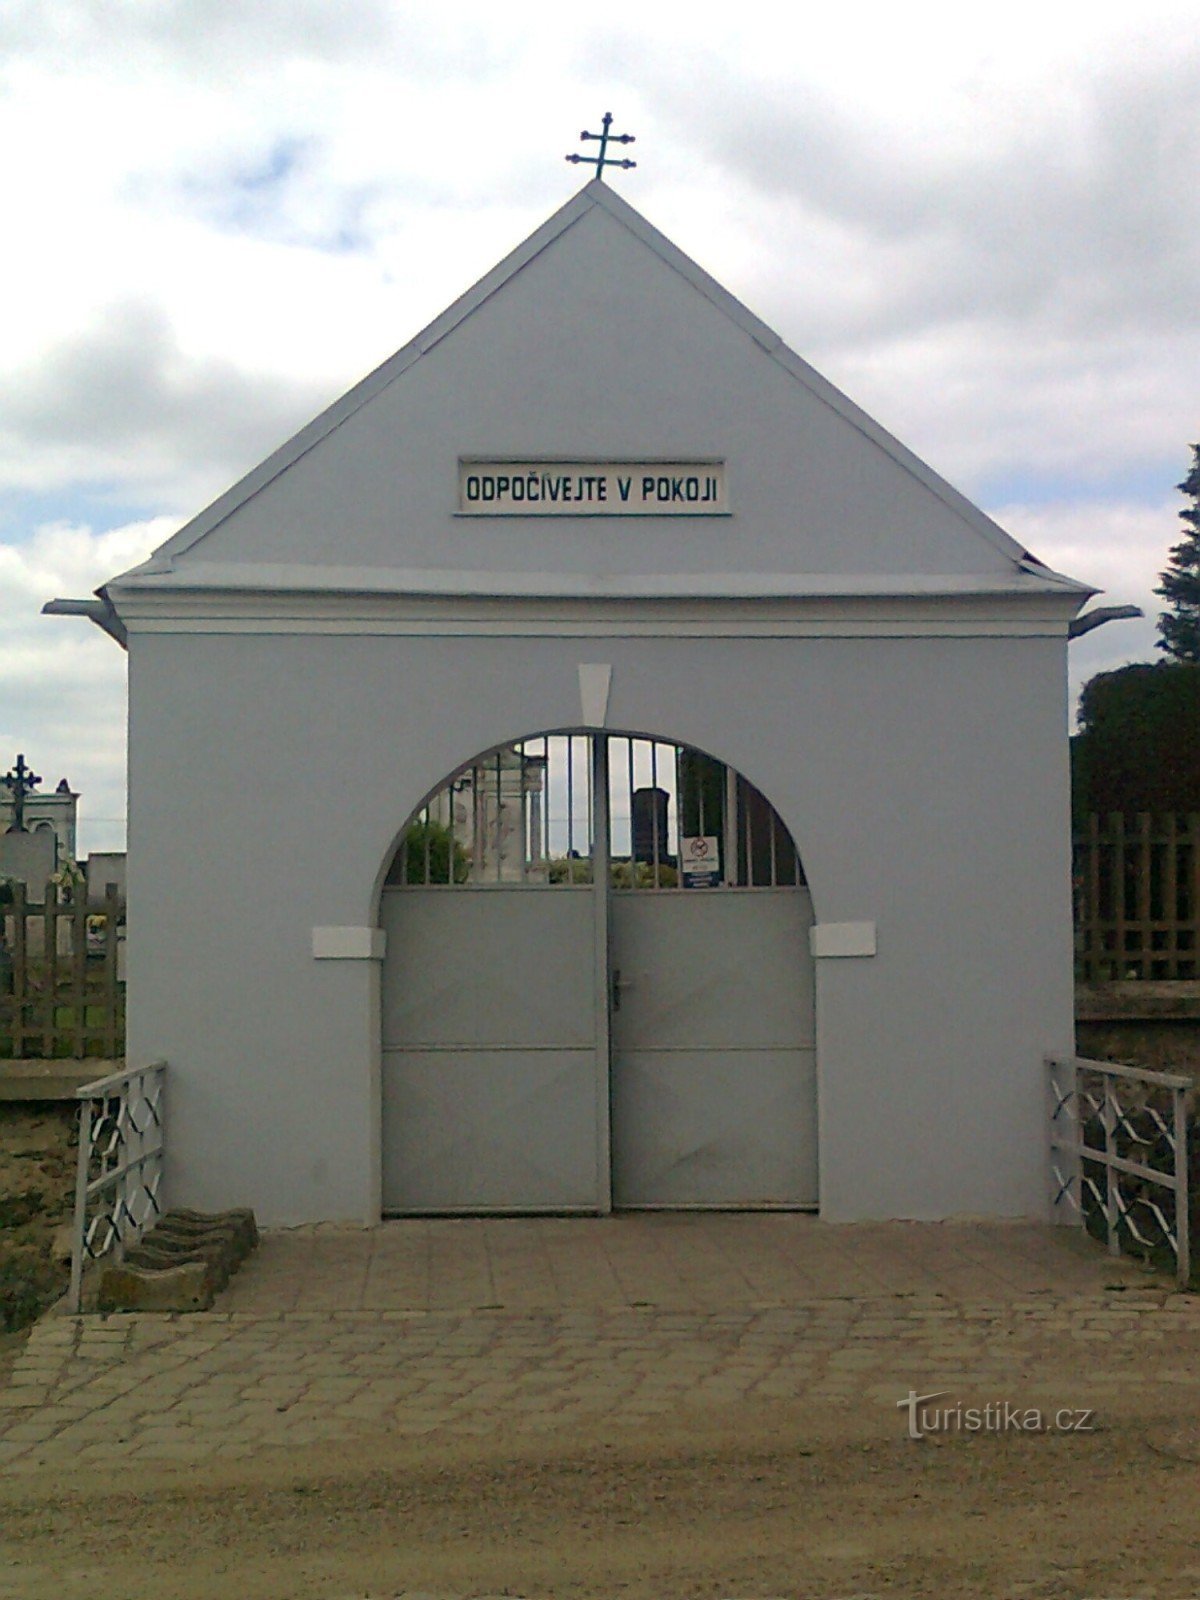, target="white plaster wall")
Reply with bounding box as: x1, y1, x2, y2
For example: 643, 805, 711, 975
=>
181, 205, 1018, 583
126, 626, 1074, 1225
